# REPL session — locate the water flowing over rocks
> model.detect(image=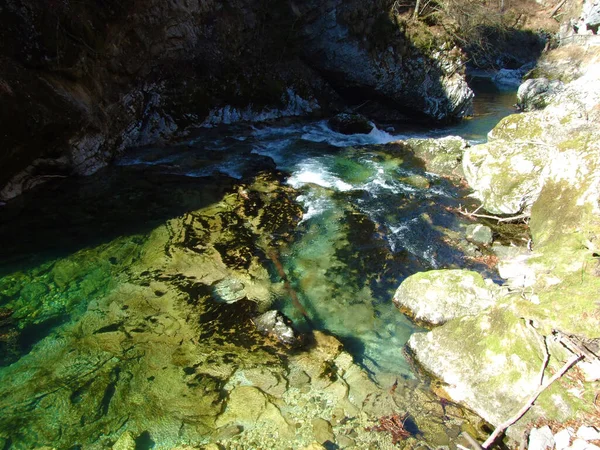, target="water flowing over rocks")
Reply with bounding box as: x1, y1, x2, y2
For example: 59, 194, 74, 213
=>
327, 113, 374, 135
0, 164, 491, 448
0, 0, 474, 201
